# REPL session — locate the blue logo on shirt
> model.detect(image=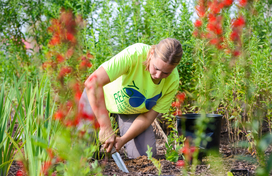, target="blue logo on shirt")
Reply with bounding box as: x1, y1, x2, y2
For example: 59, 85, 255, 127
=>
124, 87, 162, 110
